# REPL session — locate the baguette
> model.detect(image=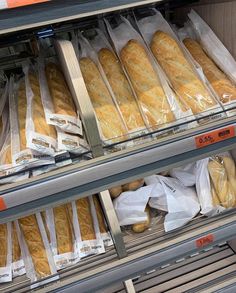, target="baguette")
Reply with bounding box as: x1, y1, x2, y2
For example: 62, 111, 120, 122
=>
79, 57, 127, 142
120, 39, 175, 128
18, 215, 51, 278
53, 205, 73, 254
17, 79, 27, 151
210, 182, 220, 207
98, 48, 145, 132
222, 156, 236, 199
0, 224, 7, 267
75, 197, 96, 241
151, 31, 217, 114
45, 62, 77, 117
183, 38, 236, 104
132, 207, 150, 233
12, 222, 21, 263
